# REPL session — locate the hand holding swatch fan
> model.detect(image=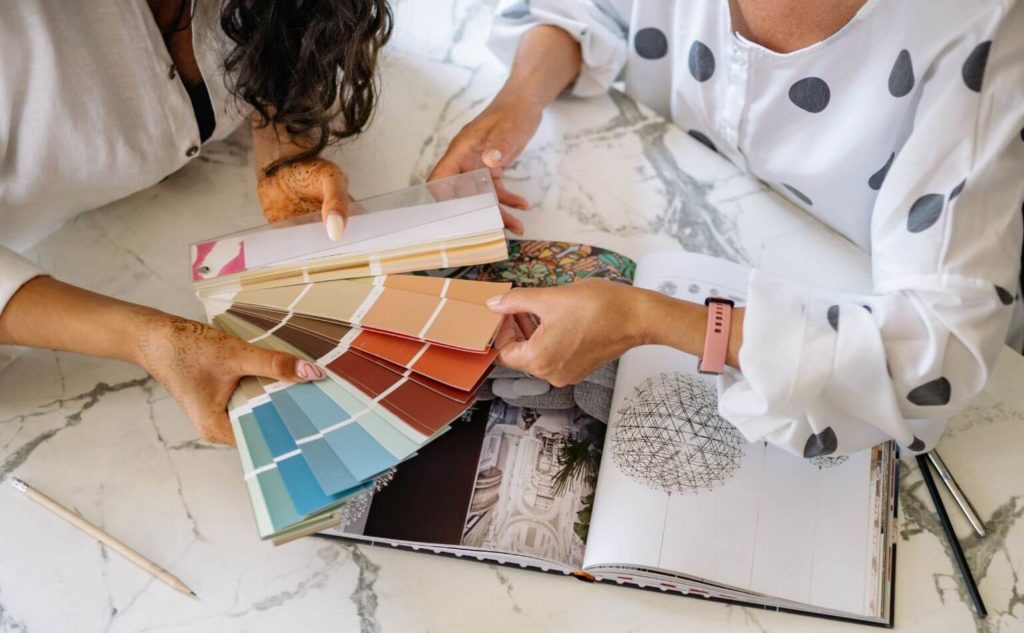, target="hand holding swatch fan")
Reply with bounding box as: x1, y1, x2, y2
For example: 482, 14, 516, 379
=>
190, 170, 512, 543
